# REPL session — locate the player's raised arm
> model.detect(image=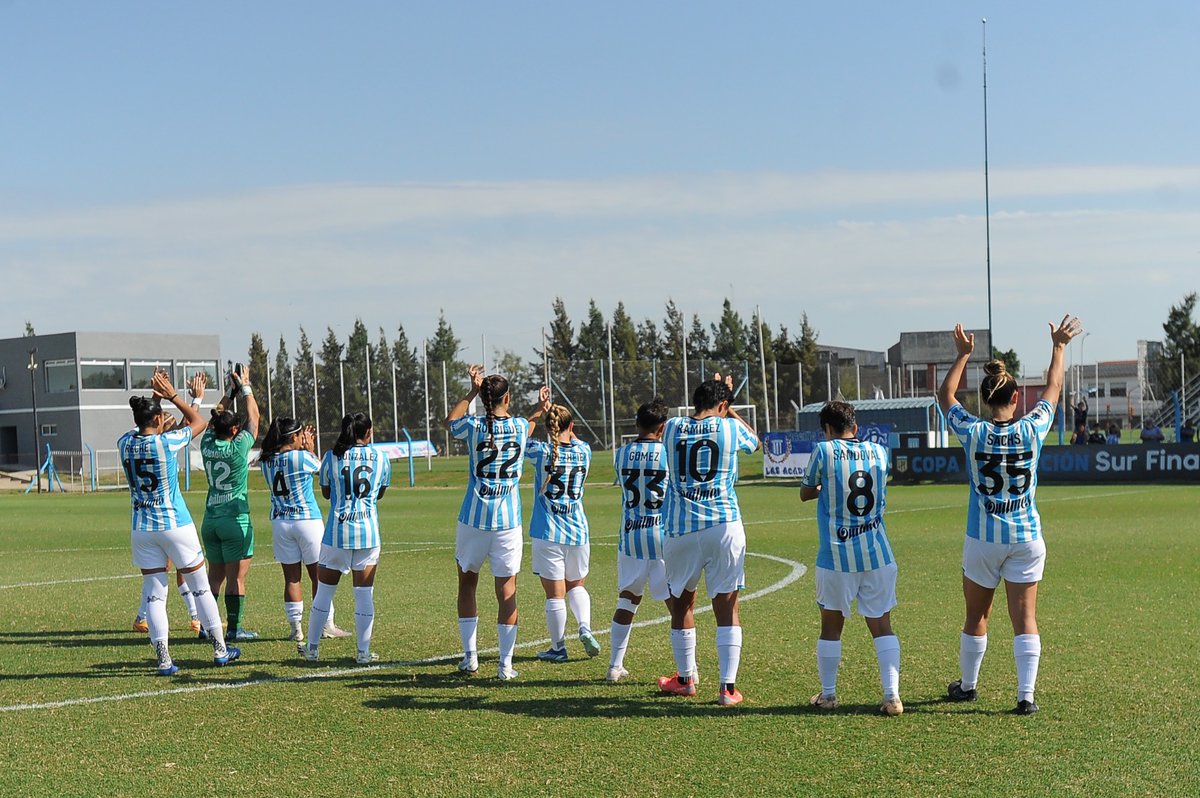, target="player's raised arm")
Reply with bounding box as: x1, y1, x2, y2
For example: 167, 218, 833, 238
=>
446, 364, 484, 424
937, 324, 974, 414
526, 385, 551, 437
155, 369, 206, 437
1040, 314, 1083, 407
231, 364, 260, 439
